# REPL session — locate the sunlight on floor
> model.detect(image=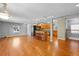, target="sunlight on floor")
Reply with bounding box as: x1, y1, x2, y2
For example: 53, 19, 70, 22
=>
54, 40, 59, 48
12, 37, 20, 48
